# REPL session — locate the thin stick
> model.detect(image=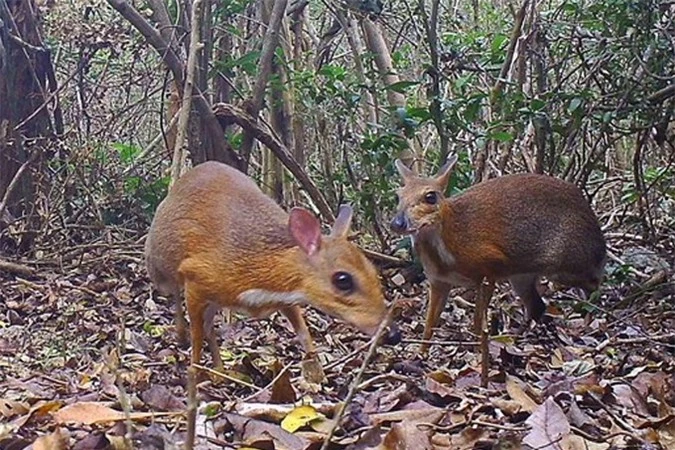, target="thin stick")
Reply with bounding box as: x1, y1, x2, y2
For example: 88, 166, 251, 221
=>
401, 338, 480, 347
185, 365, 198, 450
192, 363, 261, 391
0, 154, 37, 220
322, 341, 370, 371
242, 362, 293, 402
169, 0, 203, 187
318, 304, 397, 450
